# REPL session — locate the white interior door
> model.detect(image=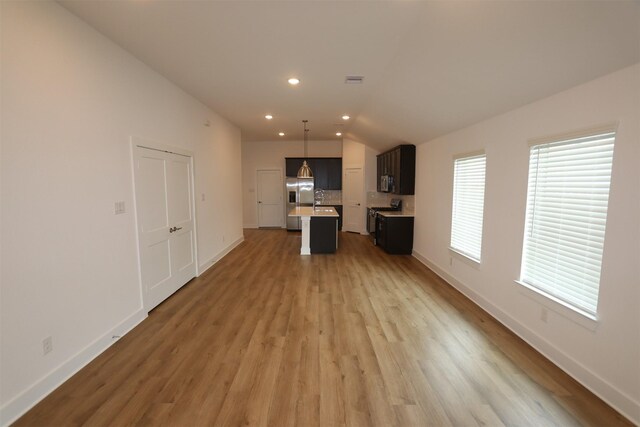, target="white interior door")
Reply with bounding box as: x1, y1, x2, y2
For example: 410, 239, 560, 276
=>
133, 145, 196, 312
257, 169, 283, 227
343, 167, 364, 233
